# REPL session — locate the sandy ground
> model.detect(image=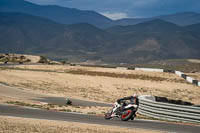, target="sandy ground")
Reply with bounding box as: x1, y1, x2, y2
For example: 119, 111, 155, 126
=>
12, 65, 194, 80
0, 116, 161, 133
187, 59, 200, 64
0, 65, 200, 104
23, 54, 41, 63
